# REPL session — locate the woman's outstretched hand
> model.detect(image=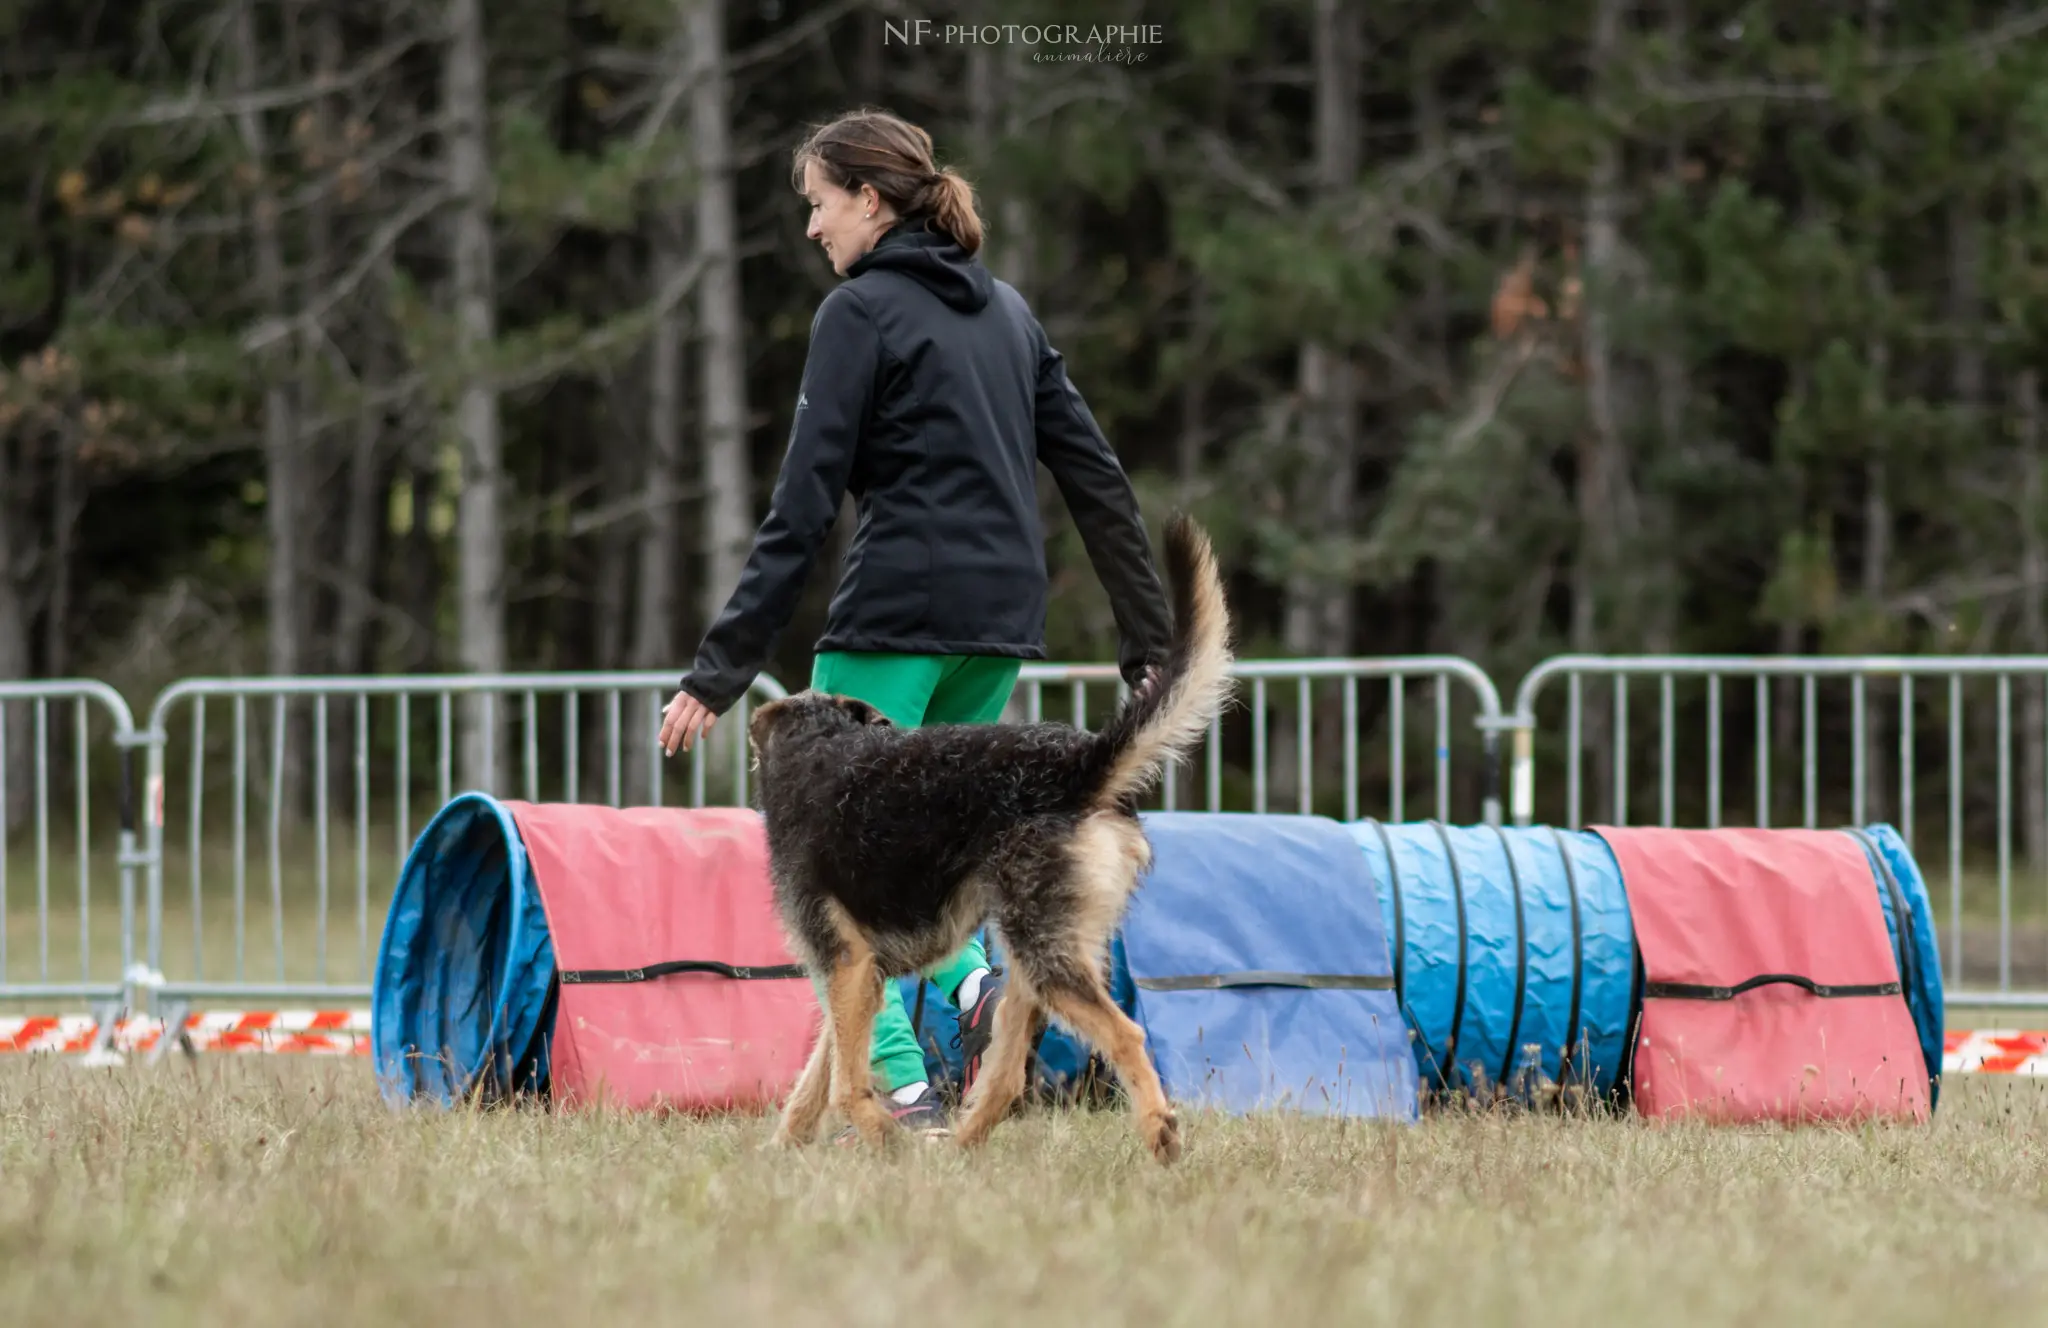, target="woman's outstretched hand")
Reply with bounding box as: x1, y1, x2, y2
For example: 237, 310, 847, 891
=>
661, 689, 717, 757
